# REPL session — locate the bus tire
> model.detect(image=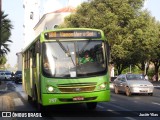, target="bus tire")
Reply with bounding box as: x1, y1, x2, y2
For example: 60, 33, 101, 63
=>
86, 102, 97, 110
34, 87, 45, 112
114, 86, 119, 94
28, 95, 32, 102
125, 87, 131, 96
